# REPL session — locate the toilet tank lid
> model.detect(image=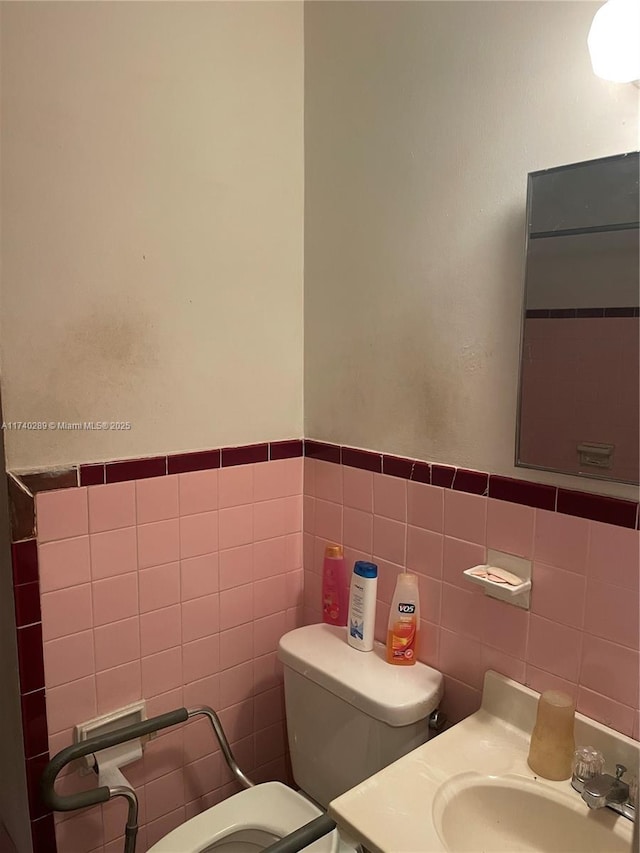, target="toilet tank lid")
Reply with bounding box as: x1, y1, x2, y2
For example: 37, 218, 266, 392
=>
277, 624, 443, 727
